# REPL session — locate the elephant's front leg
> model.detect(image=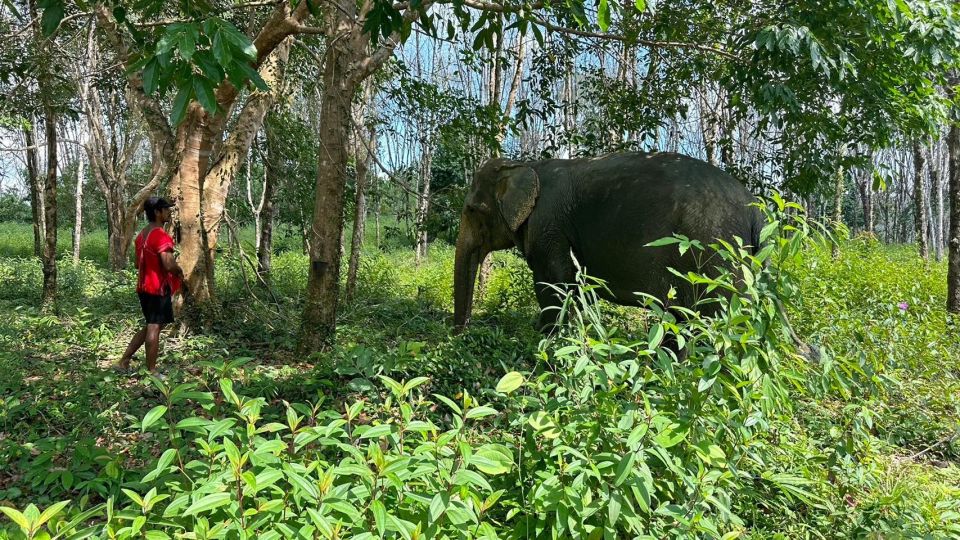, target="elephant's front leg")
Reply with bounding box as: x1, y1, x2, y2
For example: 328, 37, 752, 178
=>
527, 242, 577, 334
